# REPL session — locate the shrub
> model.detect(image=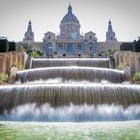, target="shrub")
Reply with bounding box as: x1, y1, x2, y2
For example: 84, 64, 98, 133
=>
29, 50, 40, 58
133, 72, 140, 81
0, 73, 8, 82
117, 63, 128, 70
28, 50, 42, 58
99, 49, 117, 58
